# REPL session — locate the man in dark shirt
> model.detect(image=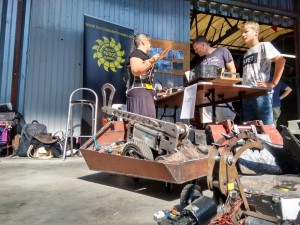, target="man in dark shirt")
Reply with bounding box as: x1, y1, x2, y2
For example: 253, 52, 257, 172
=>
192, 36, 236, 123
